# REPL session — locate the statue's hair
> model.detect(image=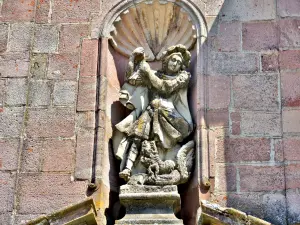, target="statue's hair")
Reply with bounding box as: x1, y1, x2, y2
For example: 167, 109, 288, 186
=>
161, 44, 191, 72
